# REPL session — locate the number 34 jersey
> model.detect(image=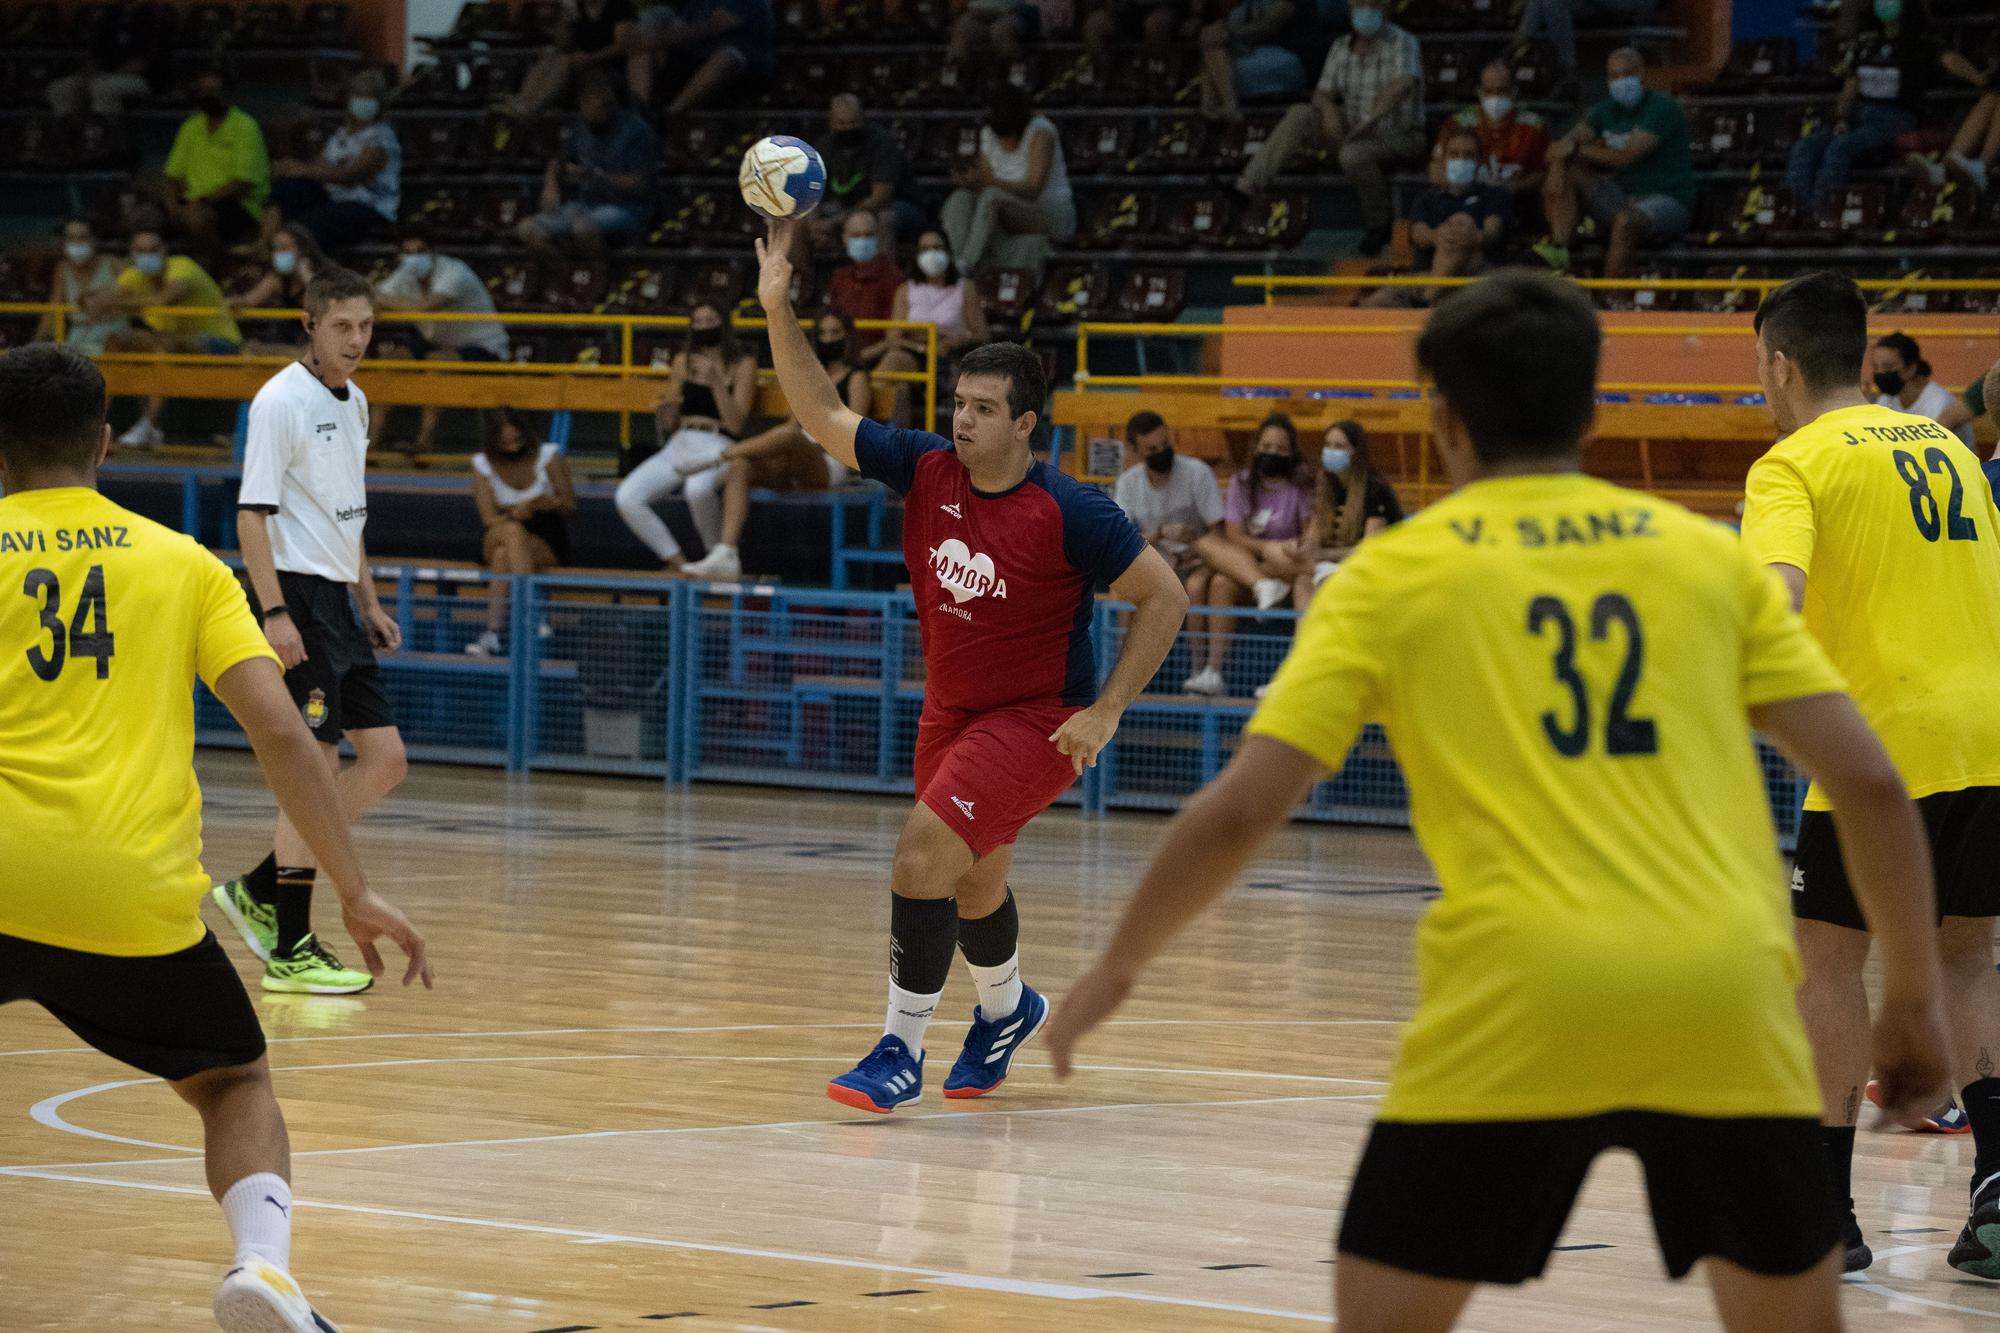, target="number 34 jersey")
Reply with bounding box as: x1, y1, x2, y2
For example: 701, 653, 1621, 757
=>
0, 487, 276, 957
1744, 403, 2000, 810
1250, 473, 1843, 1123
